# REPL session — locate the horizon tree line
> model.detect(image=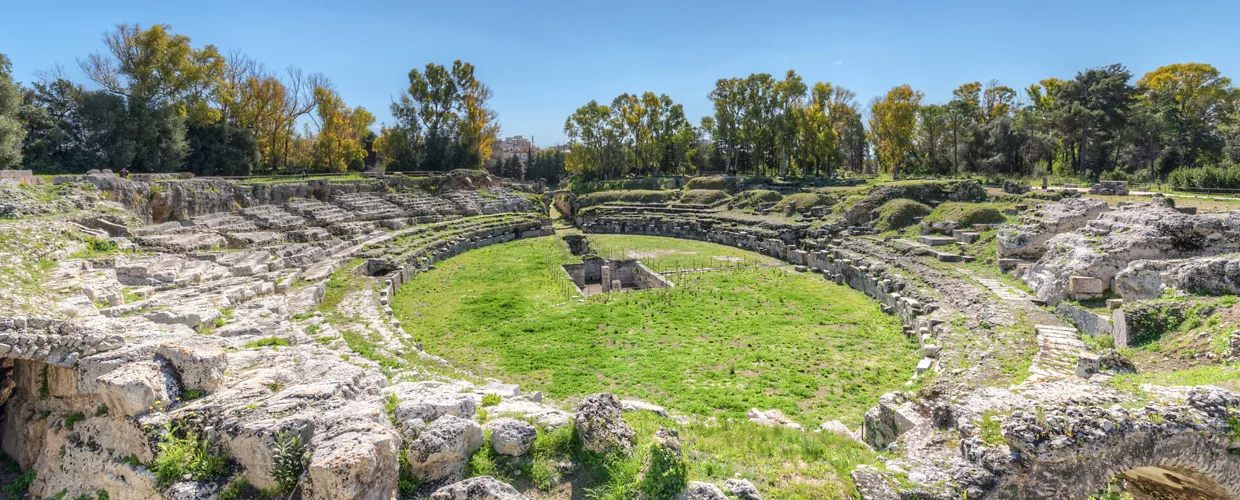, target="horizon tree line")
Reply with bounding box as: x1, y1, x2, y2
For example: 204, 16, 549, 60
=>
562, 63, 1240, 187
